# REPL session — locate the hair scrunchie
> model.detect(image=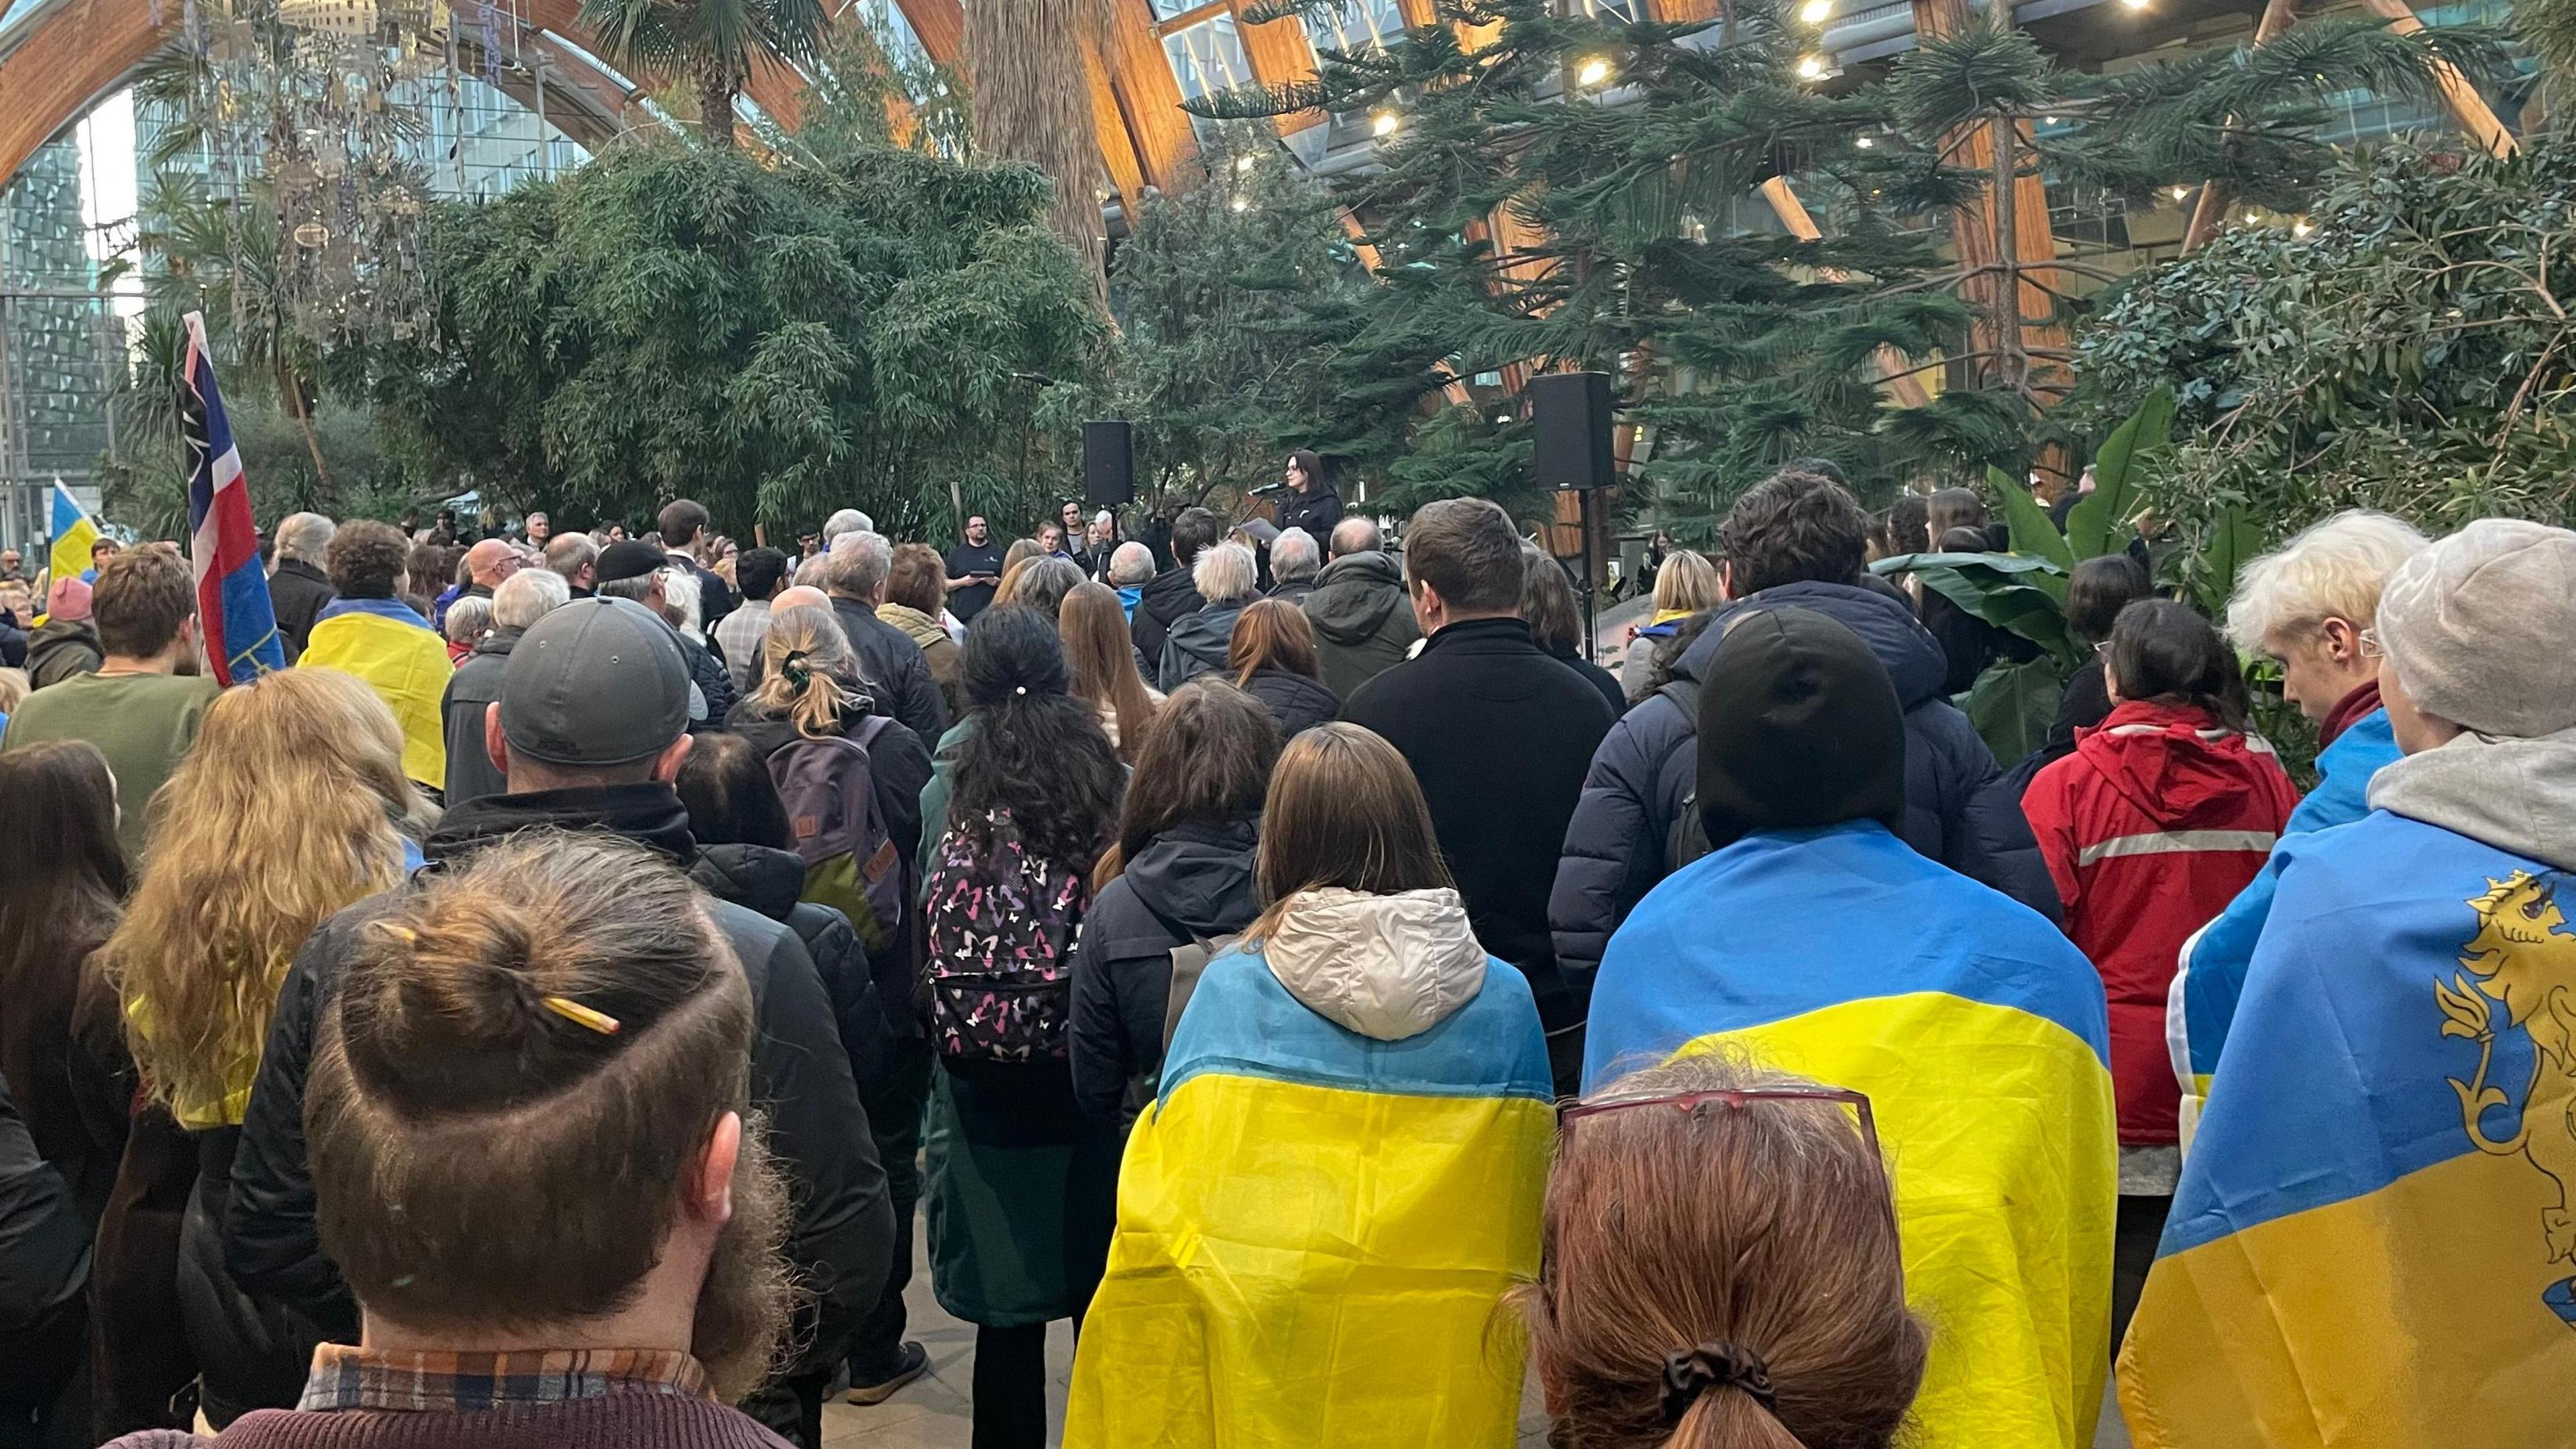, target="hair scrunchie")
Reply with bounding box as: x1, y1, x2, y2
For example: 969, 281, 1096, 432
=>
1660, 1341, 1776, 1424
781, 649, 812, 691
